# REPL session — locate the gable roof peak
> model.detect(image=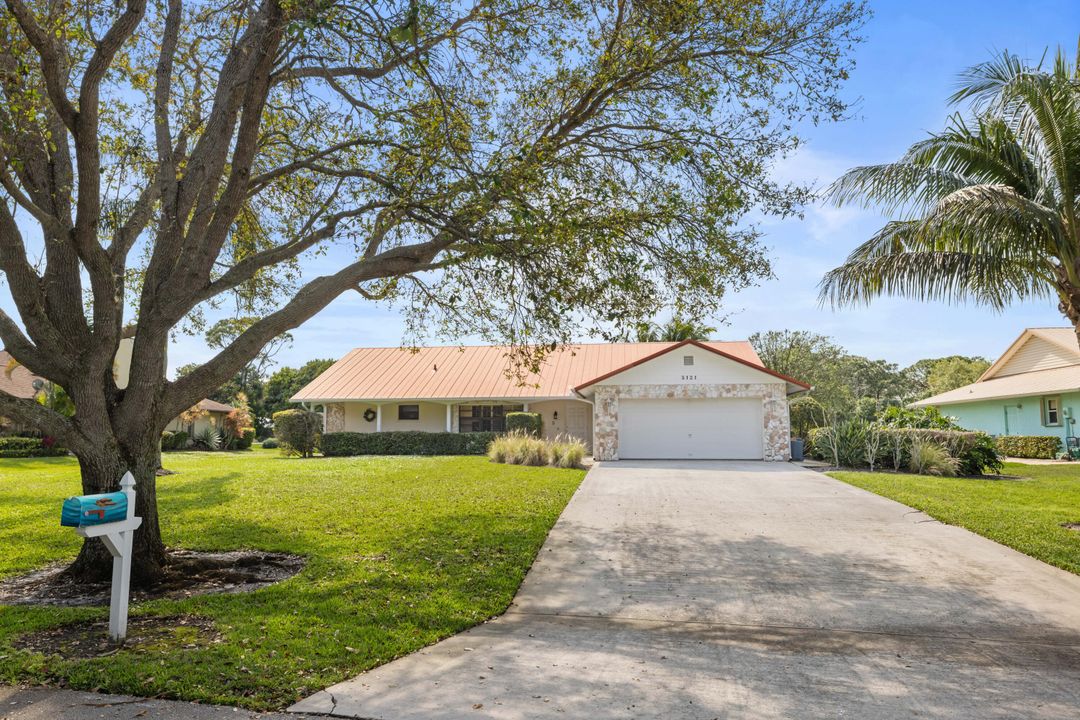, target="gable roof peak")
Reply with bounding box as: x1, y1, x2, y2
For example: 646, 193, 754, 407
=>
980, 327, 1080, 381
